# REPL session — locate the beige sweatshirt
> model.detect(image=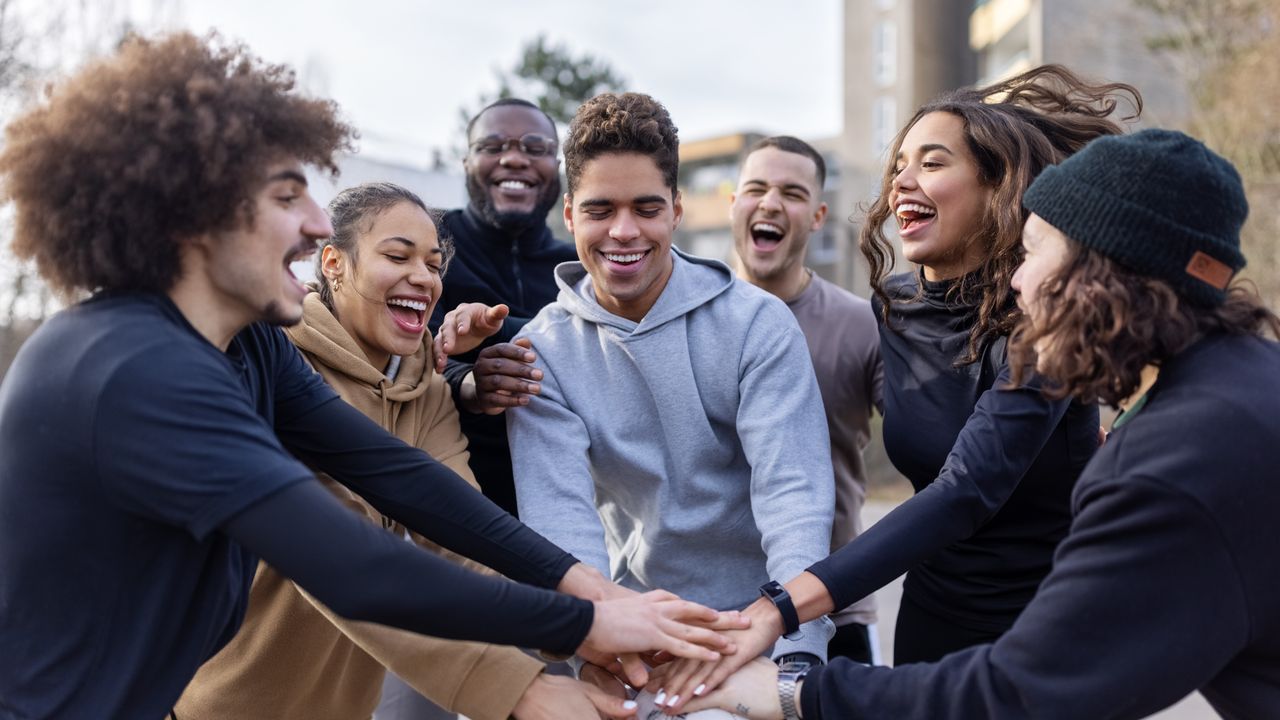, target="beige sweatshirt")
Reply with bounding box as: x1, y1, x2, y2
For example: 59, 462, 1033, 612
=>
175, 292, 544, 720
